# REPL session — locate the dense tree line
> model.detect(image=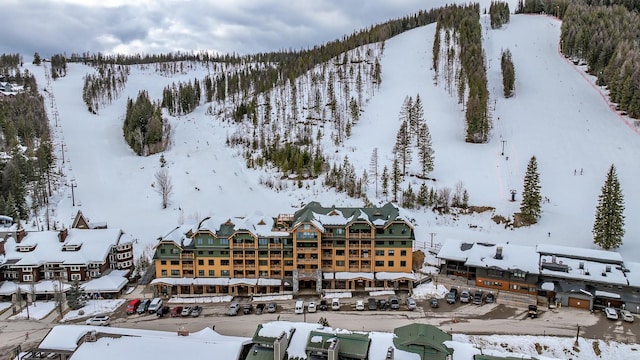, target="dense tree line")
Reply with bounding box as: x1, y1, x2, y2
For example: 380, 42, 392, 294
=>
50, 54, 67, 79
0, 72, 54, 222
123, 91, 169, 156
501, 49, 515, 97
161, 79, 202, 116
434, 4, 490, 143
490, 1, 511, 29
82, 64, 129, 114
0, 53, 22, 78
560, 4, 640, 118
